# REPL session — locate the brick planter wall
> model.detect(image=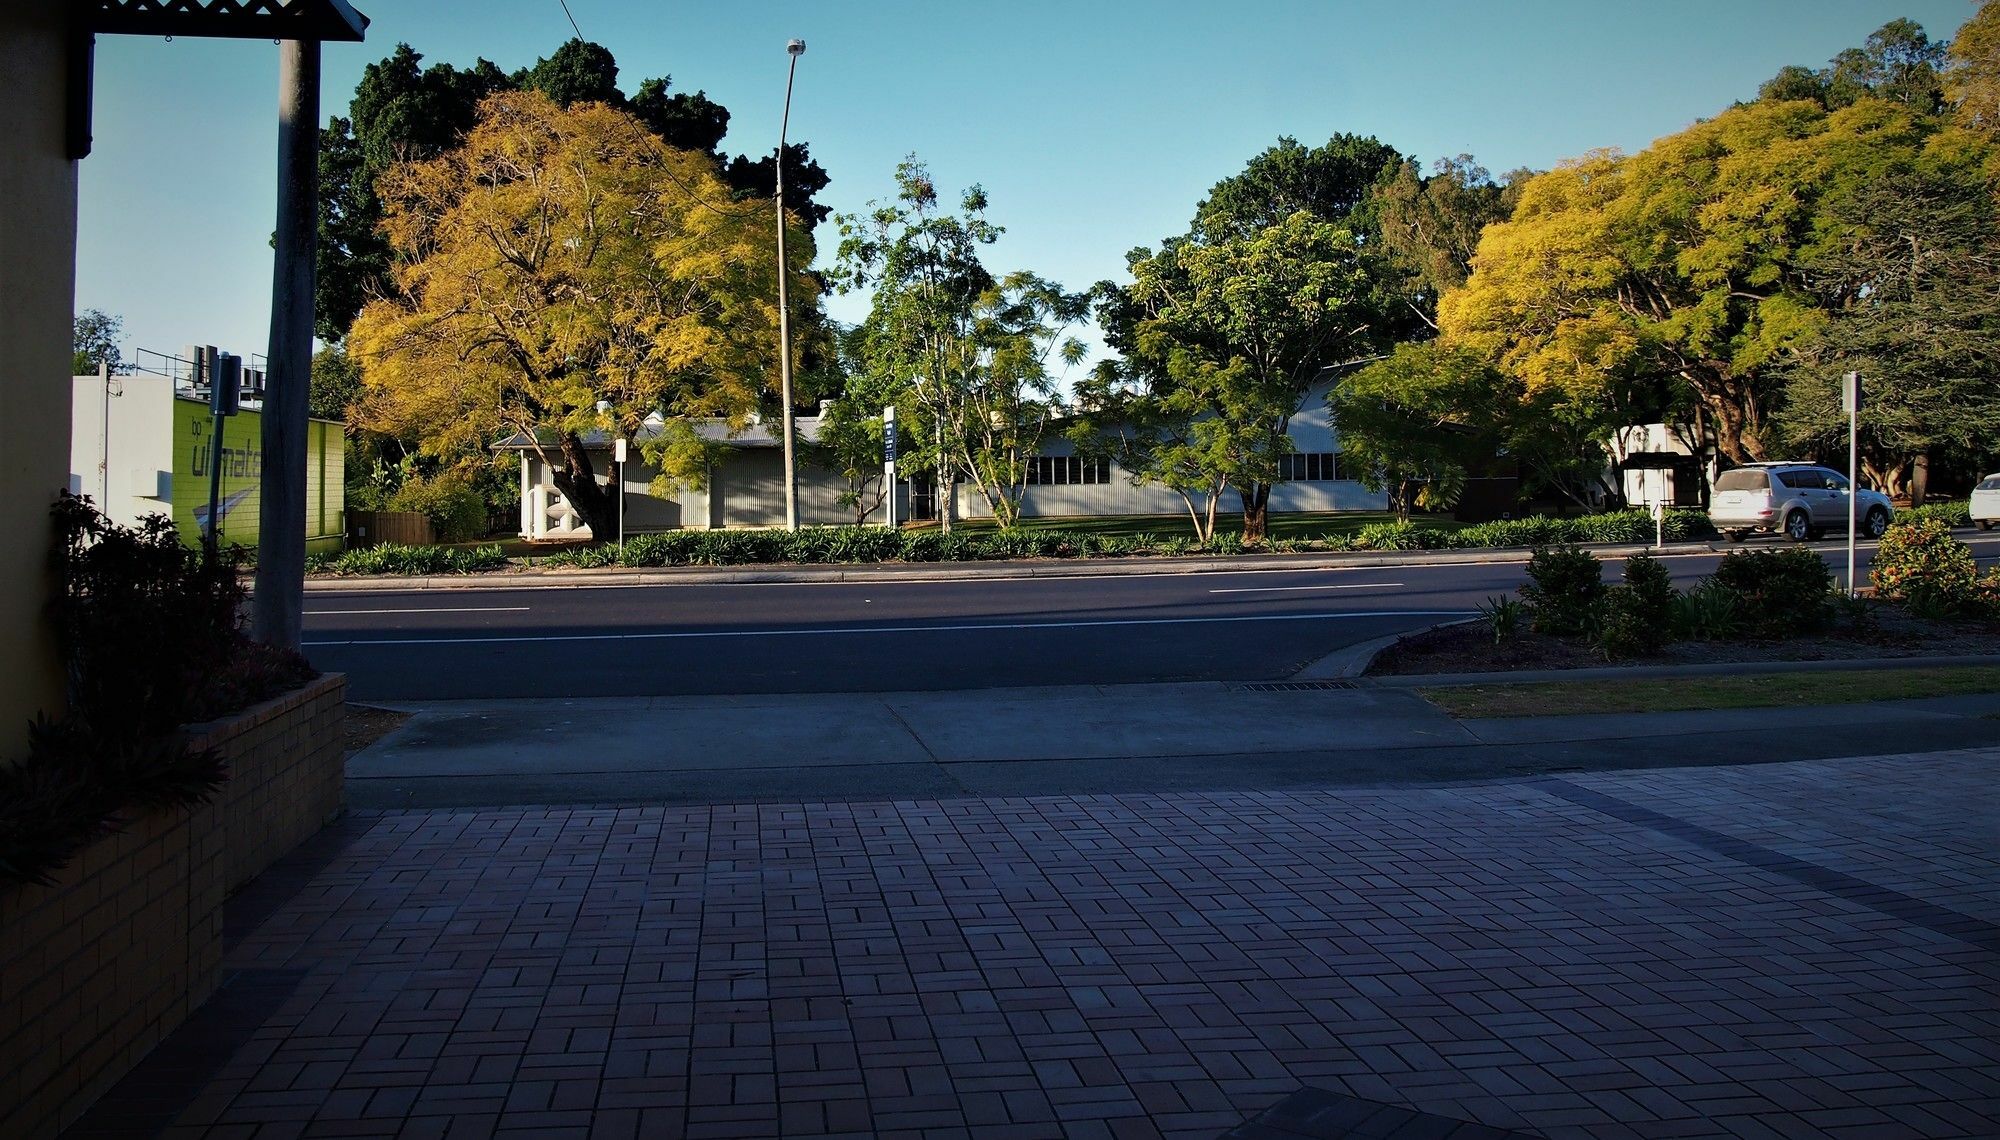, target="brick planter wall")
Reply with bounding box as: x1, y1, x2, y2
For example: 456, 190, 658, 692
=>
0, 672, 346, 1140
186, 672, 347, 894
